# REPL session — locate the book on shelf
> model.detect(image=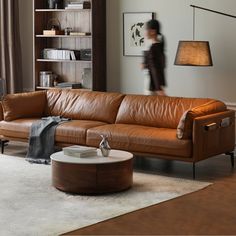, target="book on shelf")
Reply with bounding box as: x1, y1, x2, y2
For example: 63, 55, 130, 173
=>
43, 49, 80, 60
67, 1, 91, 5
70, 51, 76, 60
70, 50, 80, 60
69, 32, 91, 36
43, 30, 64, 36
65, 1, 91, 9
63, 145, 97, 158
56, 82, 82, 89
65, 6, 83, 9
